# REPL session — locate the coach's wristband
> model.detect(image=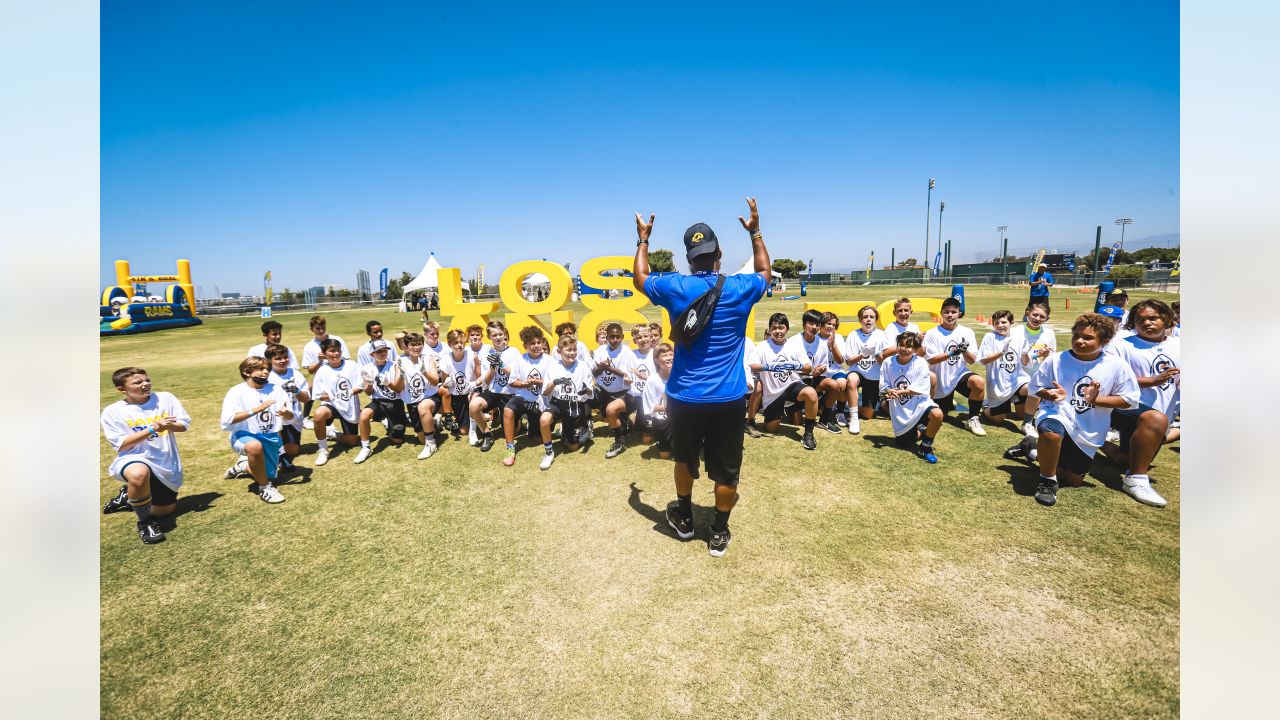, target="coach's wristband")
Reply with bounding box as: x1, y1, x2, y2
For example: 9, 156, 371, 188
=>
751, 231, 763, 241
